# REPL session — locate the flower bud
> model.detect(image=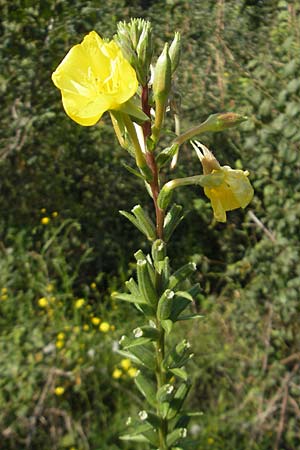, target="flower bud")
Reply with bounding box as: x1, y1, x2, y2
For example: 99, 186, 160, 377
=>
204, 112, 248, 131
153, 43, 172, 102
169, 32, 181, 74
116, 19, 153, 85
